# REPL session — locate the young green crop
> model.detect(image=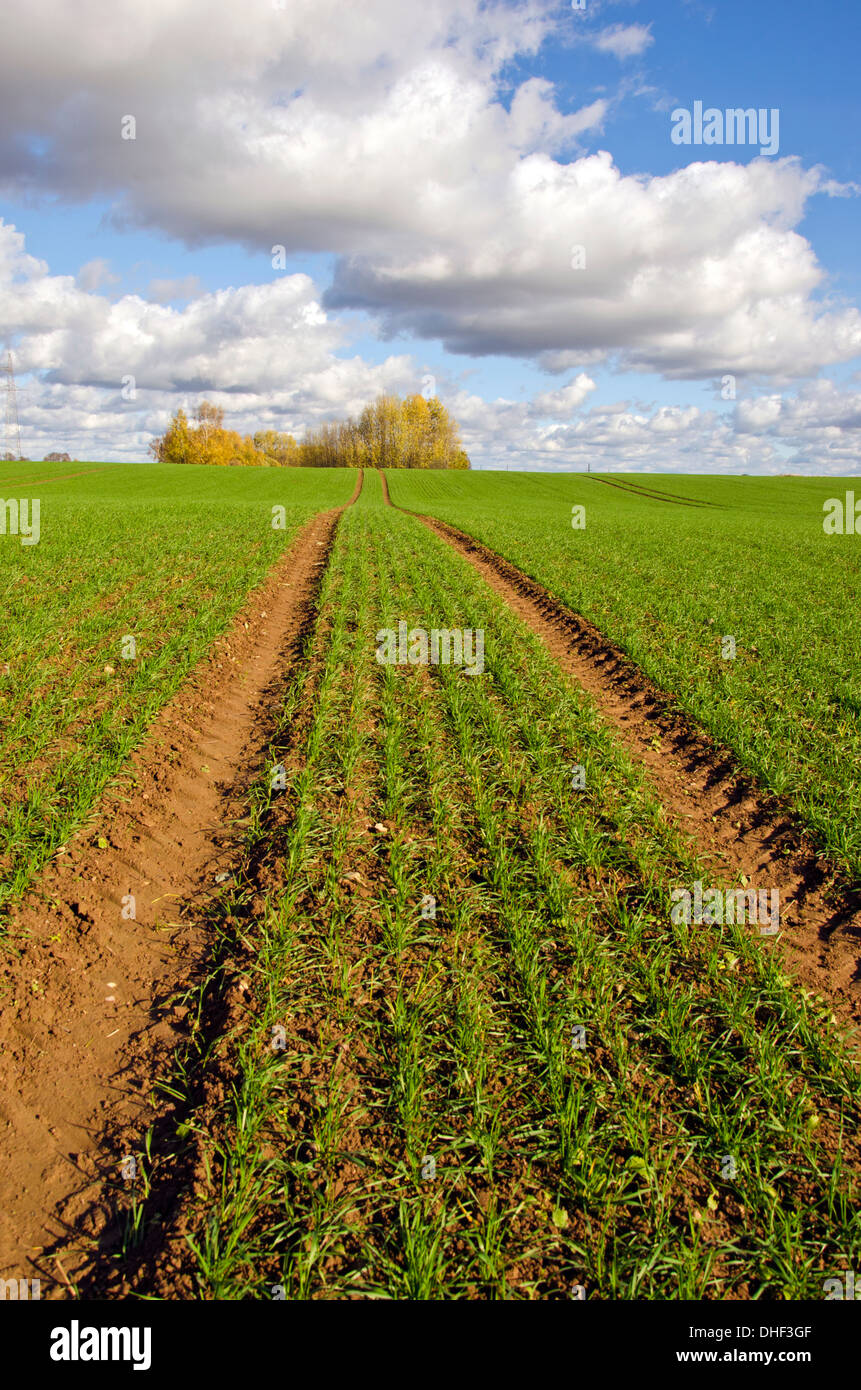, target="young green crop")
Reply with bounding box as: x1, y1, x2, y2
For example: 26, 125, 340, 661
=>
157, 485, 860, 1301
0, 462, 354, 921
387, 470, 861, 883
